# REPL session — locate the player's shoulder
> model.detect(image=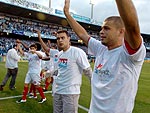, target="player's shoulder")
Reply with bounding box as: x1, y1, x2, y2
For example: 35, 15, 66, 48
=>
71, 46, 82, 51
70, 46, 86, 54
37, 50, 44, 54
9, 48, 15, 52
36, 51, 45, 56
